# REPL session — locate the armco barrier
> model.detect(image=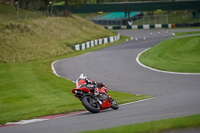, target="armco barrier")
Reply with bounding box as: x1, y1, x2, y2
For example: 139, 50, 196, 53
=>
72, 34, 120, 51
105, 23, 200, 29
175, 22, 200, 28
105, 24, 172, 29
